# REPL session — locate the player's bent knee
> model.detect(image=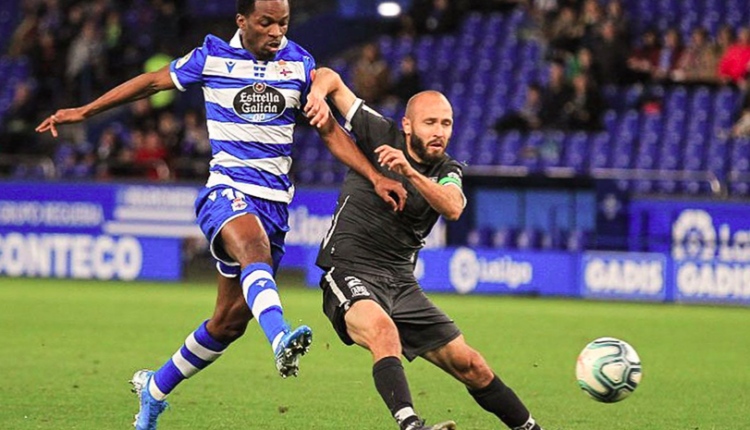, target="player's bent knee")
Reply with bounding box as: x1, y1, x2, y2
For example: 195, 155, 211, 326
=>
454, 349, 494, 388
